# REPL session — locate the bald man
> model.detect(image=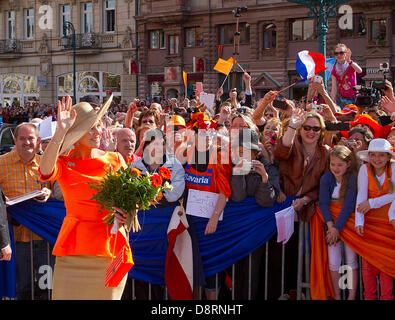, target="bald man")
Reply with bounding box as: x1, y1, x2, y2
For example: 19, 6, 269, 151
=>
115, 127, 141, 165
